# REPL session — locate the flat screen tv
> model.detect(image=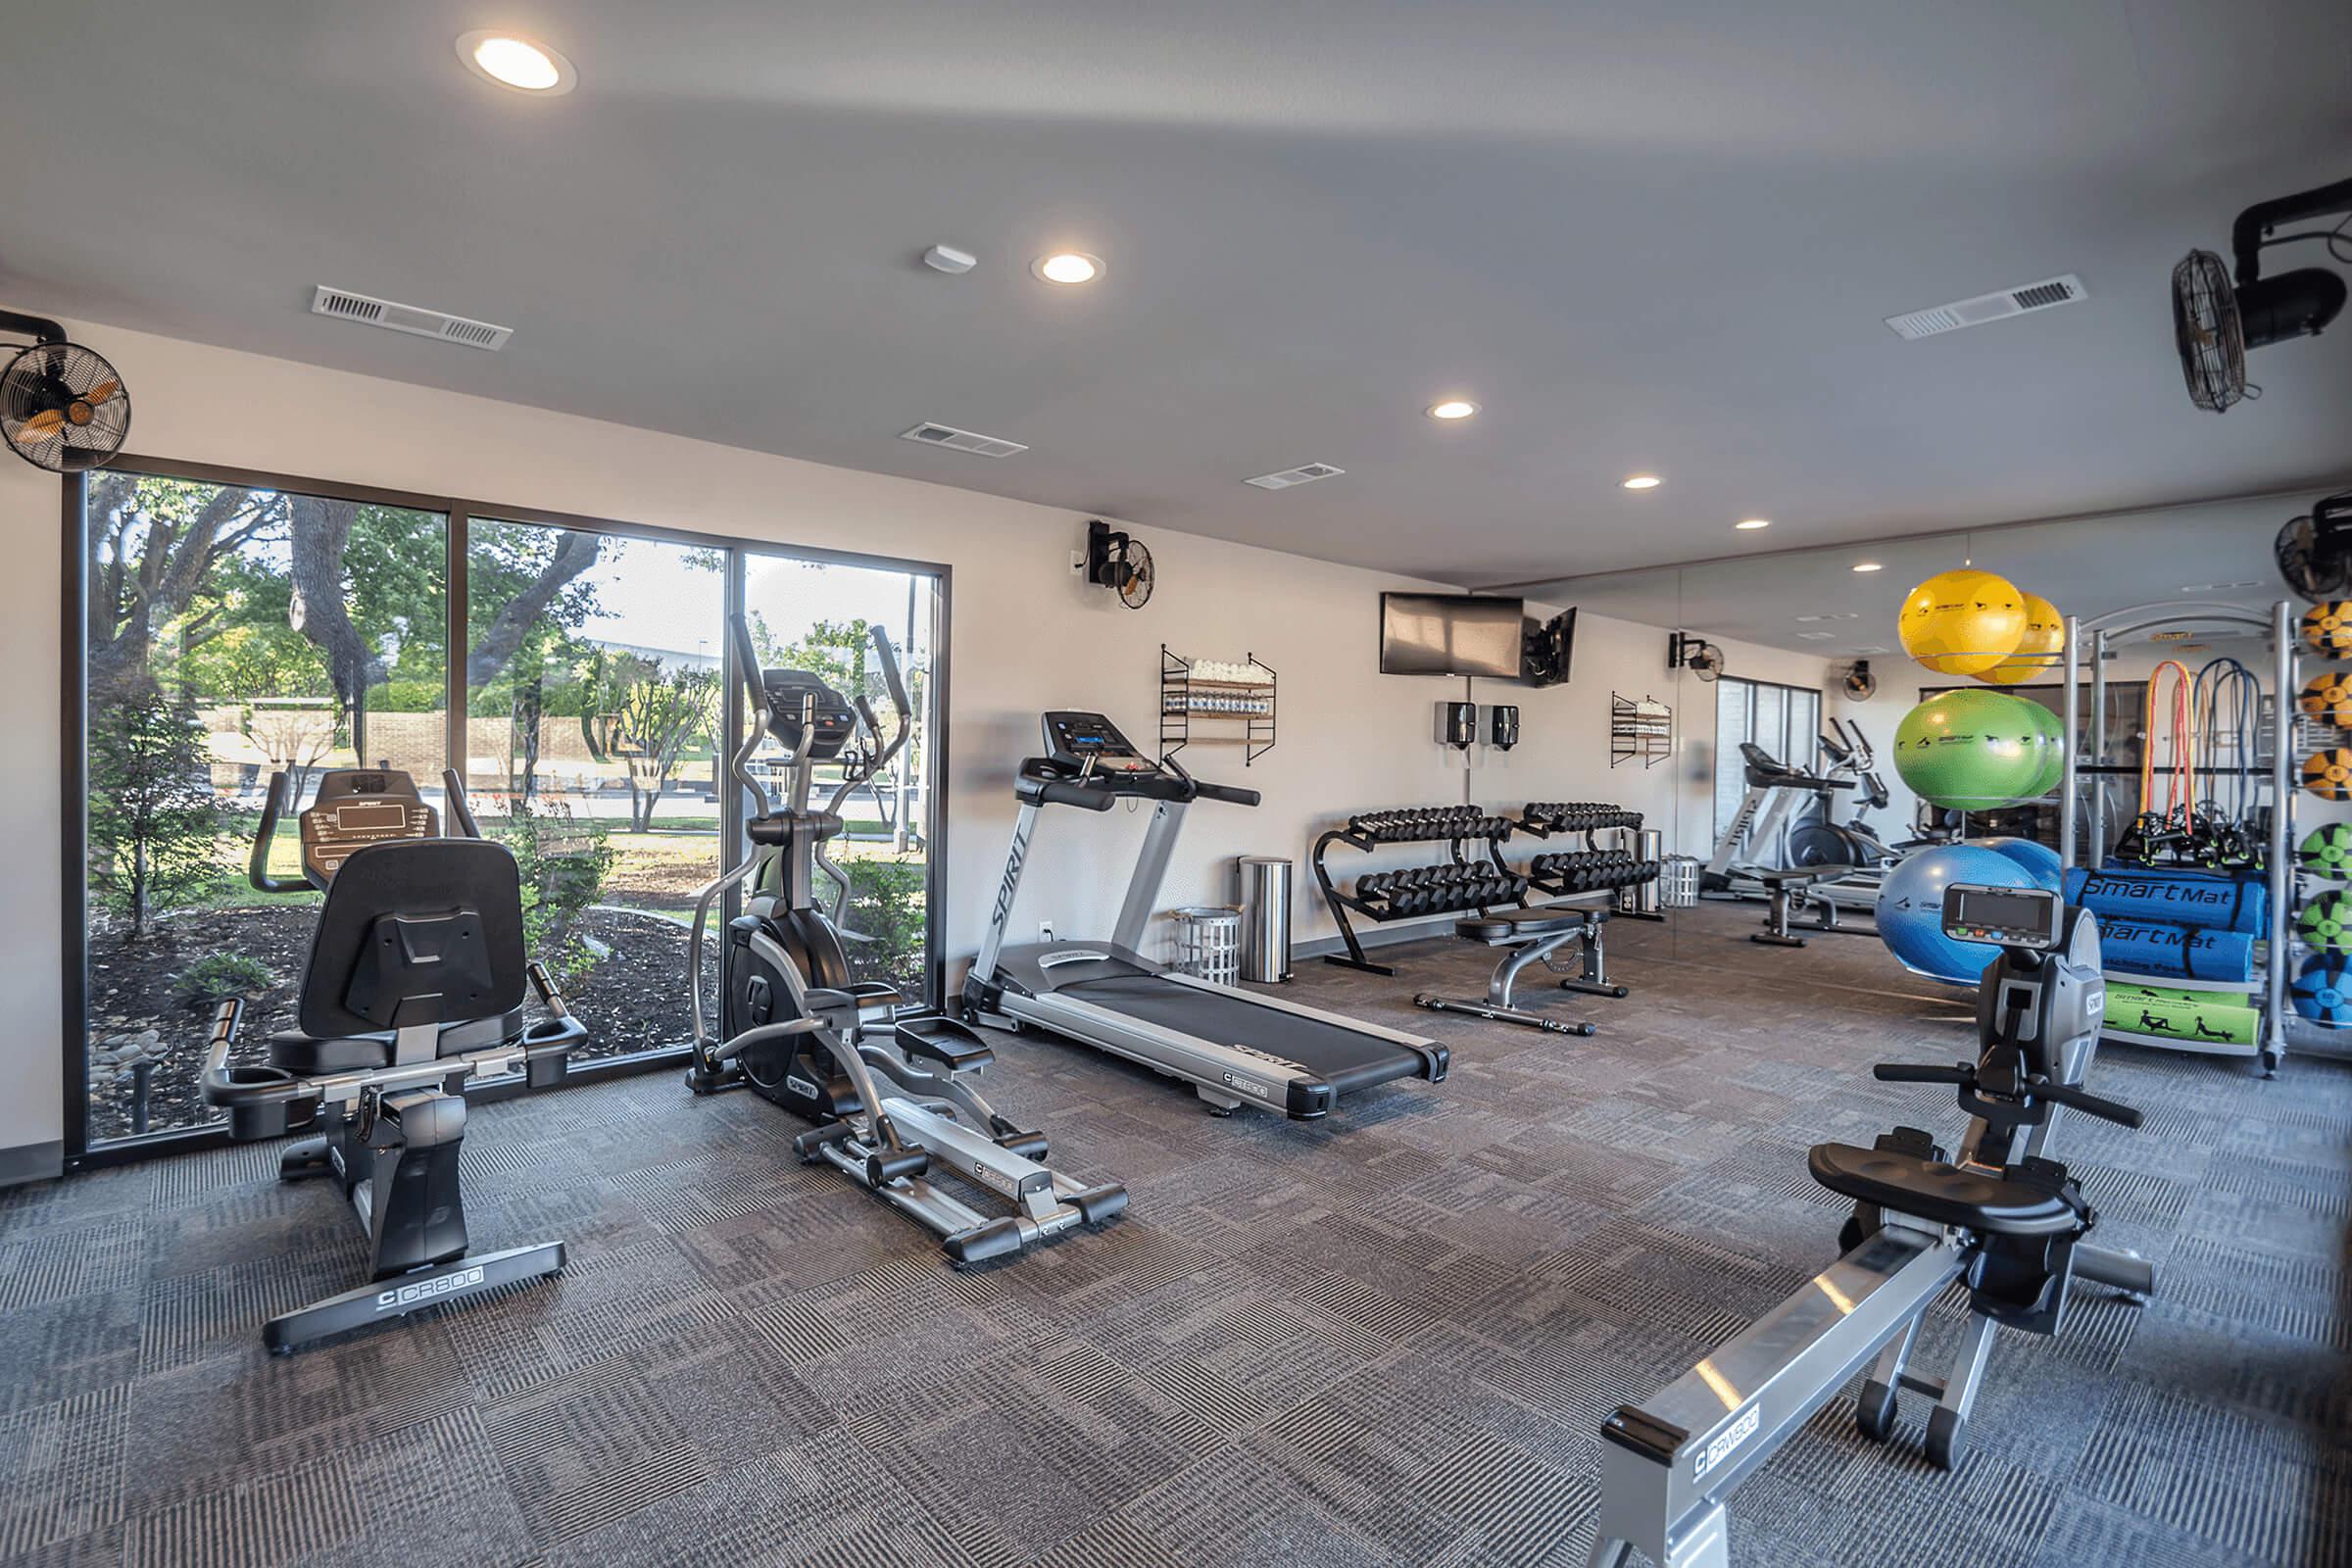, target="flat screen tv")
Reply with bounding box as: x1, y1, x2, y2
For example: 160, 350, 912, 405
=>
1379, 593, 1525, 678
